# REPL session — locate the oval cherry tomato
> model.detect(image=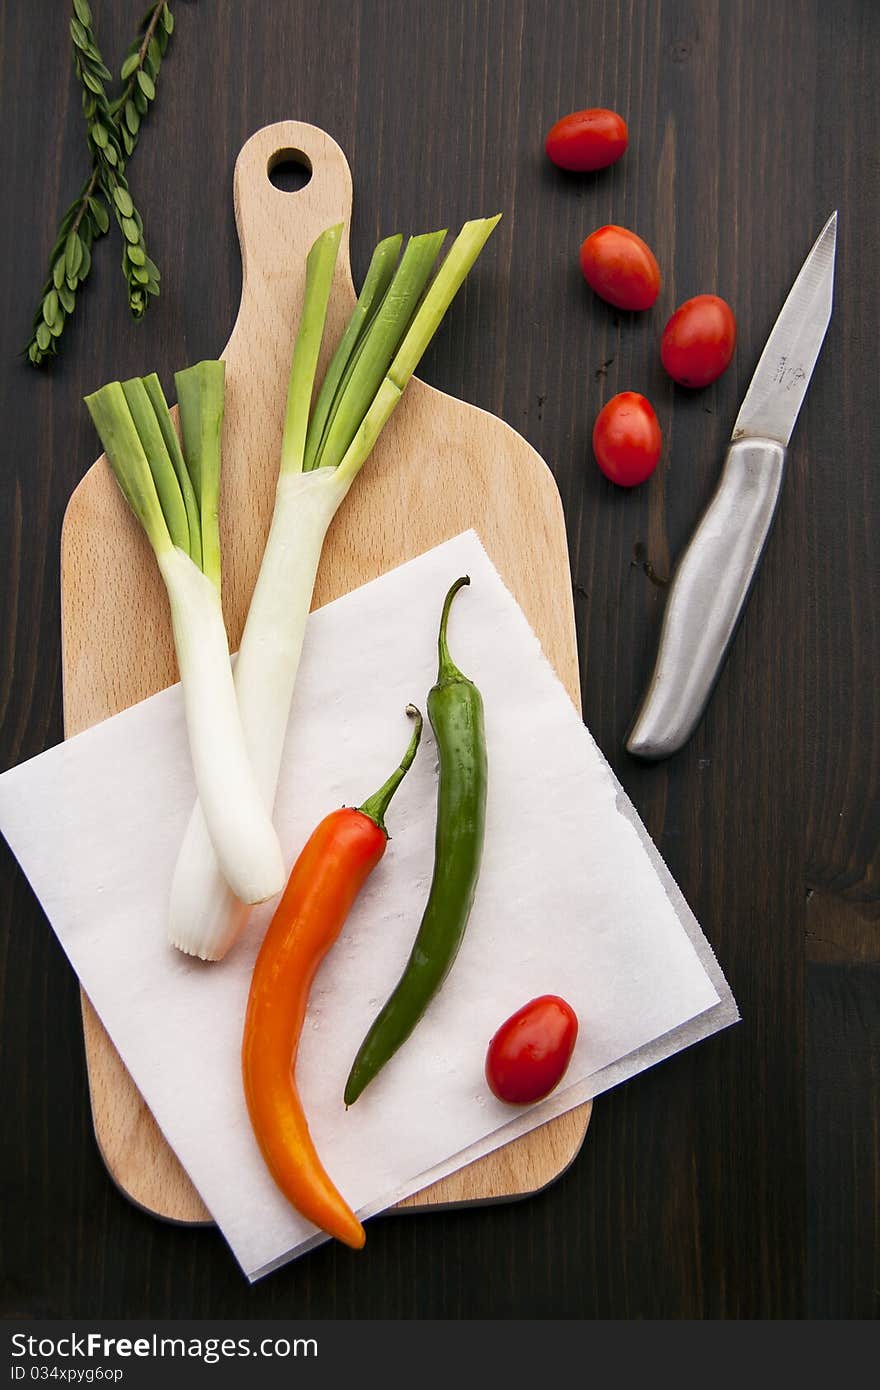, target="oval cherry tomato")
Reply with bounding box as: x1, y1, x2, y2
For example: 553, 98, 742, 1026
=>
545, 108, 628, 172
592, 392, 662, 487
485, 995, 579, 1105
579, 225, 661, 310
660, 294, 737, 387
